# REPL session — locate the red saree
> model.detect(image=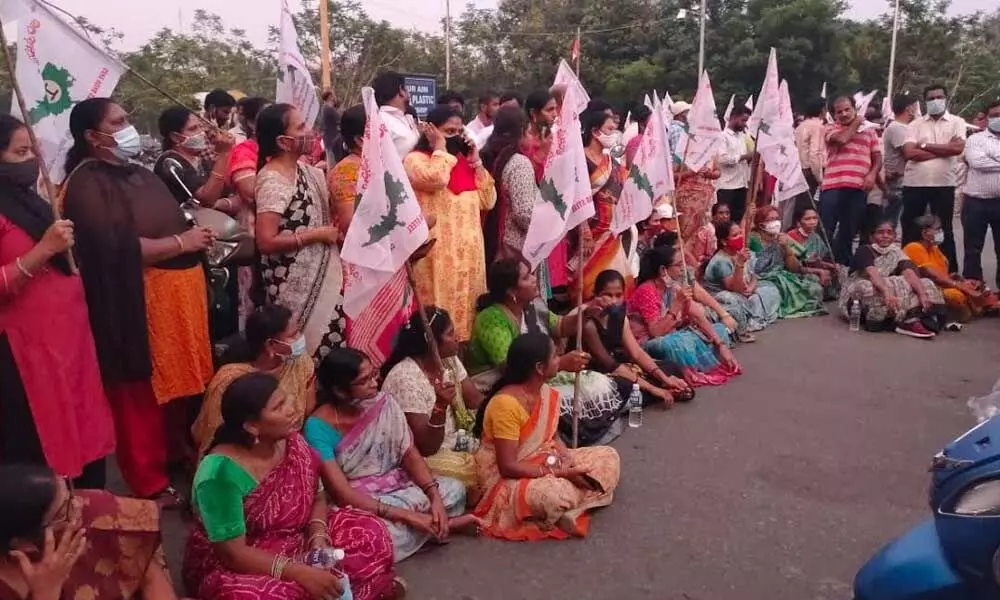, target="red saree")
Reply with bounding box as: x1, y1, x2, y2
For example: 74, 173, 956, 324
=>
184, 434, 395, 600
